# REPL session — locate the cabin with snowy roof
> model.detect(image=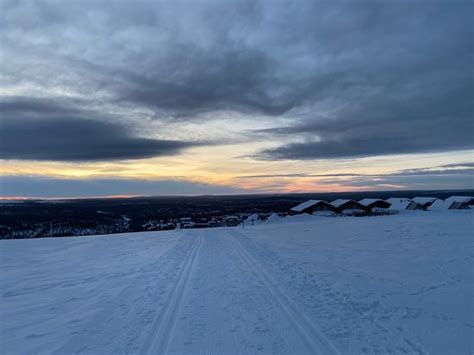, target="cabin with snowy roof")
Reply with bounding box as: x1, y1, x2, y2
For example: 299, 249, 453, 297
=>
412, 197, 438, 210
429, 200, 450, 211
386, 198, 423, 211
431, 197, 472, 210
358, 198, 391, 212
290, 200, 337, 215
444, 196, 474, 209
330, 199, 366, 216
